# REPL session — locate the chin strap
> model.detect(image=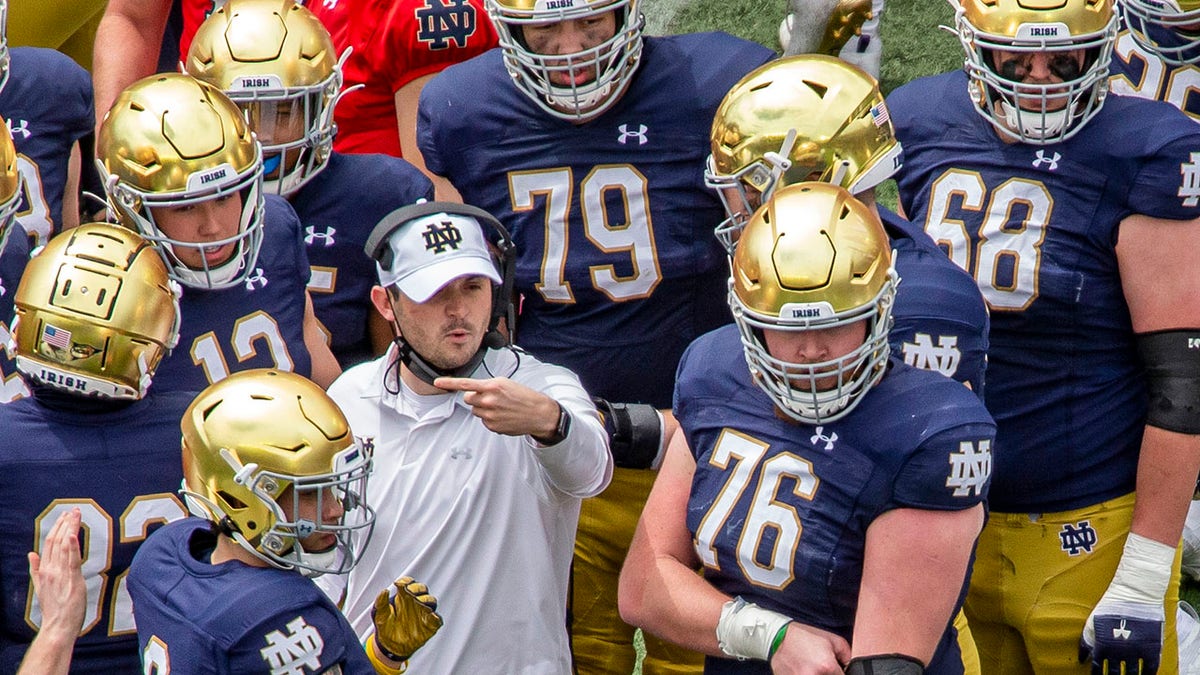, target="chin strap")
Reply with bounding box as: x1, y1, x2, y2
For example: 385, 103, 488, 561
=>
393, 336, 489, 387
